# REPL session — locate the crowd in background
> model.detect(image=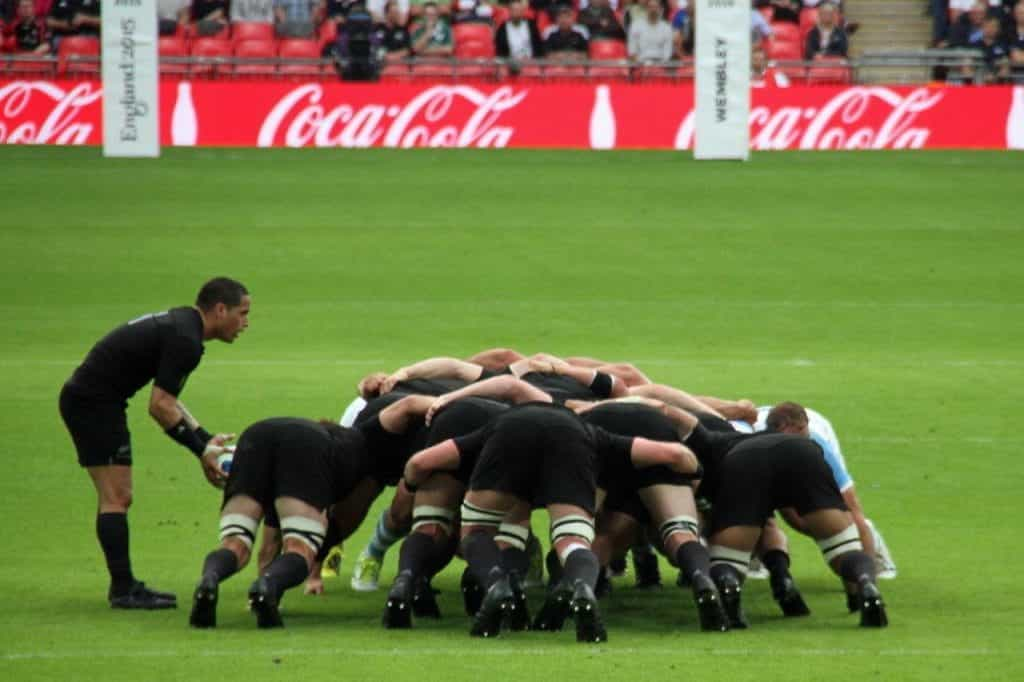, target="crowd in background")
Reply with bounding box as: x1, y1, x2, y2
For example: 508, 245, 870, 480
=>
930, 0, 1024, 82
